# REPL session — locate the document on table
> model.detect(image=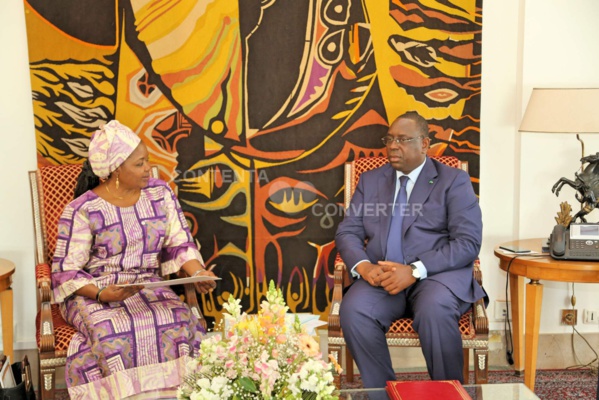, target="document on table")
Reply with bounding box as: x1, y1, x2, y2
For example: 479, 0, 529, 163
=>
0, 355, 16, 389
116, 276, 220, 288
286, 313, 328, 336
498, 249, 540, 255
